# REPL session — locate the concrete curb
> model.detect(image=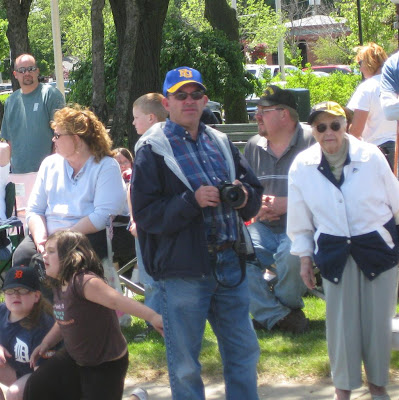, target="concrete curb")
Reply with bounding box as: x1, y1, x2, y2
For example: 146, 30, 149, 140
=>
123, 379, 399, 399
